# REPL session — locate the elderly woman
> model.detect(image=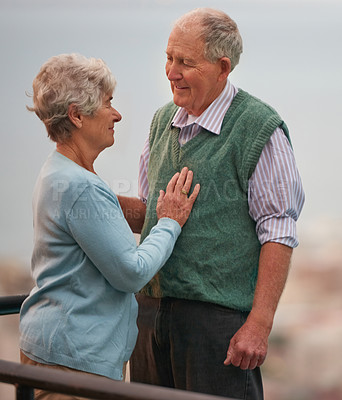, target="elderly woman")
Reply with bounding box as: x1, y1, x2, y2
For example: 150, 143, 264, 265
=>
19, 53, 200, 398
